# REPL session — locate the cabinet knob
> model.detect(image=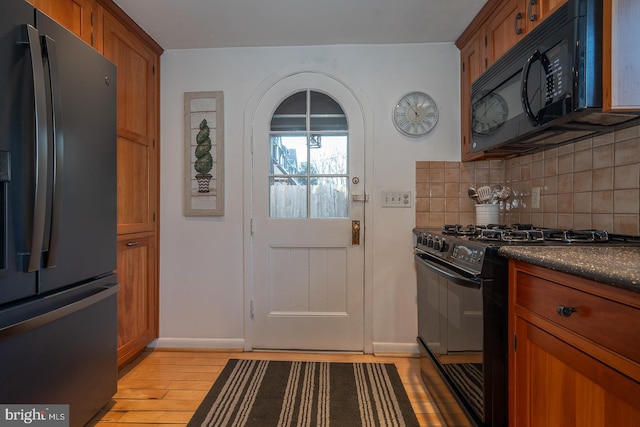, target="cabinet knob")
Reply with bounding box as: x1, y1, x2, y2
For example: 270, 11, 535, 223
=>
556, 305, 577, 317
